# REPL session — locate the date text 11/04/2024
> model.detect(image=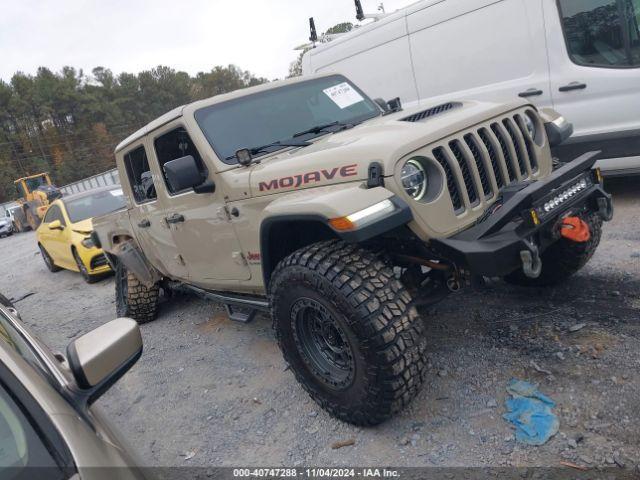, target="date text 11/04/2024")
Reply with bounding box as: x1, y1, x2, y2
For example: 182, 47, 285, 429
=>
232, 468, 400, 478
